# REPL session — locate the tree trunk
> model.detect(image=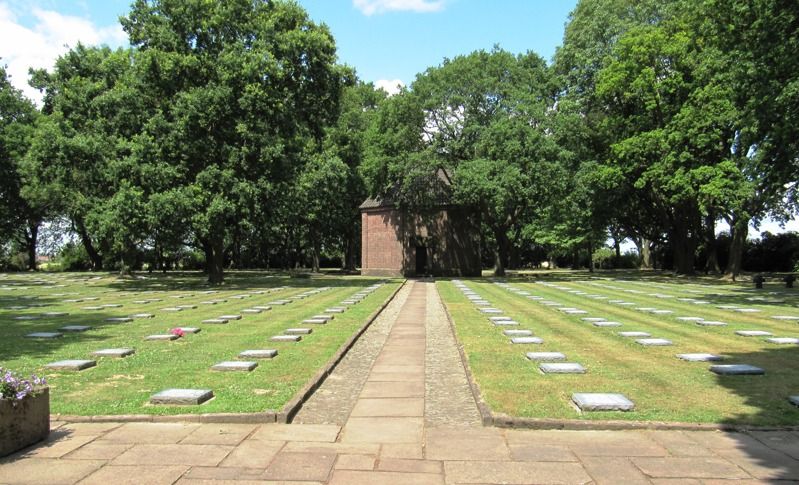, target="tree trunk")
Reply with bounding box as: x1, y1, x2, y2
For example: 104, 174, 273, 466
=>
311, 232, 320, 273
587, 238, 594, 273
724, 217, 748, 281
671, 227, 697, 275
493, 228, 509, 277
635, 237, 653, 269
25, 220, 40, 271
614, 239, 621, 259
704, 214, 721, 274
74, 216, 103, 271
207, 235, 225, 285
